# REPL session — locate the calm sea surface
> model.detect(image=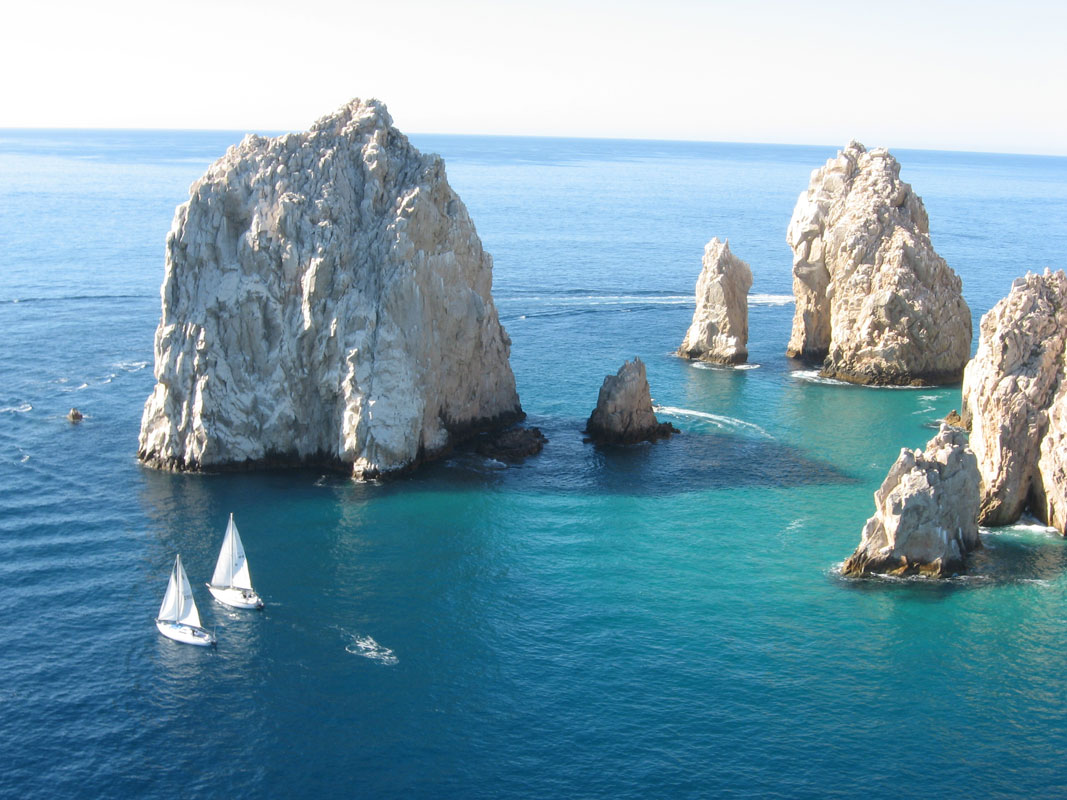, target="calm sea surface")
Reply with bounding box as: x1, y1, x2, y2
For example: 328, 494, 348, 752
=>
2, 129, 1067, 798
